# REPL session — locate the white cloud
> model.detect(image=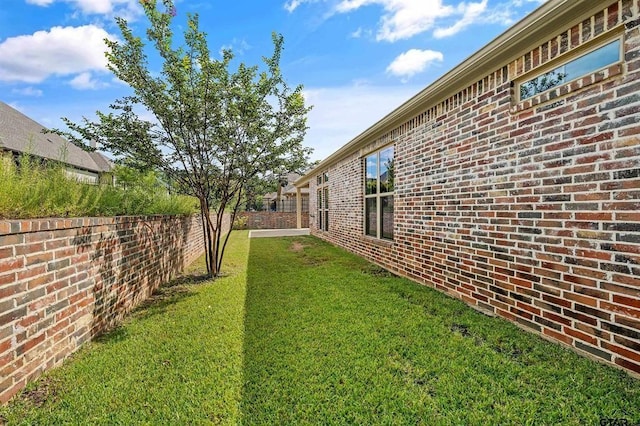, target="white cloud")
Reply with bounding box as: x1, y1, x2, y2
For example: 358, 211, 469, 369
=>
481, 3, 517, 26
219, 38, 251, 57
69, 72, 107, 90
512, 0, 548, 5
386, 49, 443, 80
286, 0, 505, 41
26, 0, 140, 15
350, 27, 363, 38
488, 0, 548, 25
284, 0, 303, 12
284, 0, 325, 12
303, 83, 421, 160
0, 25, 116, 83
434, 0, 487, 38
335, 0, 454, 42
11, 87, 43, 97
